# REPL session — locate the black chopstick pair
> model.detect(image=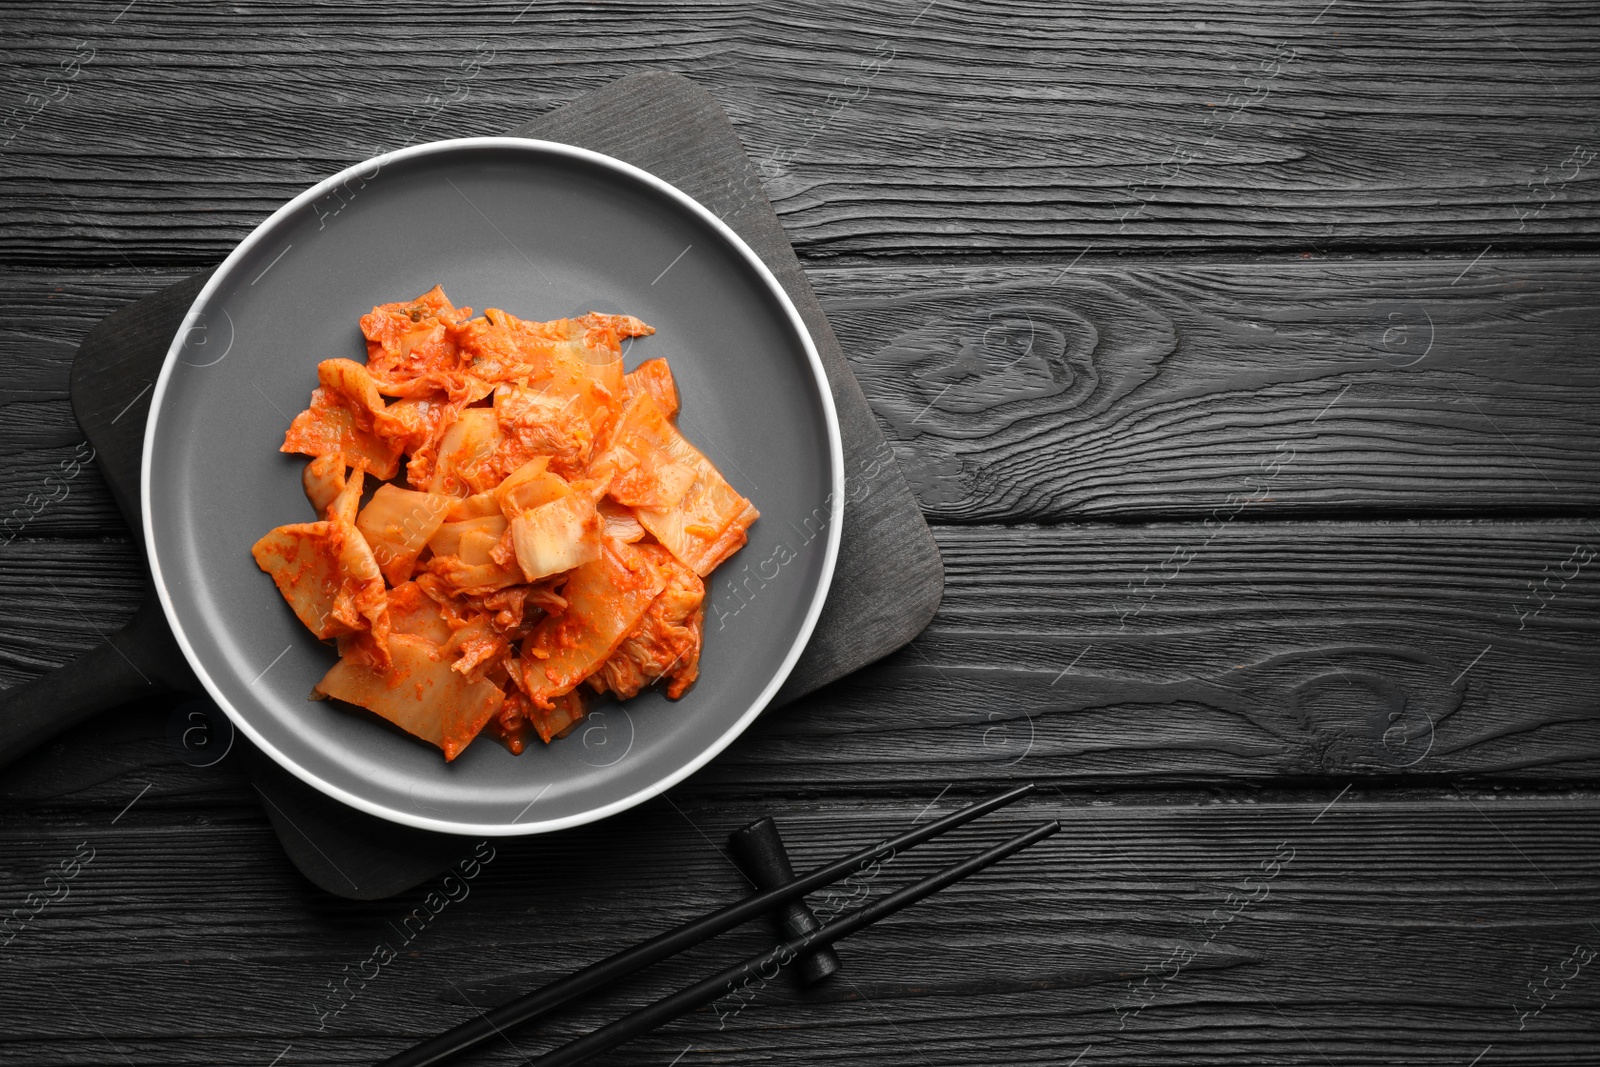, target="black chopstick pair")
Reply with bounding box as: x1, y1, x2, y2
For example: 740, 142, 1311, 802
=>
378, 783, 1054, 1067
